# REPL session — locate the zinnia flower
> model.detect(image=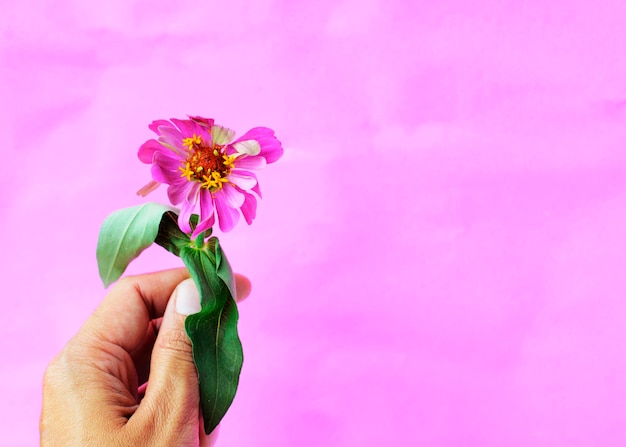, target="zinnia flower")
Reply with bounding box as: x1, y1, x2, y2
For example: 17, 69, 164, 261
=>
137, 116, 283, 237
